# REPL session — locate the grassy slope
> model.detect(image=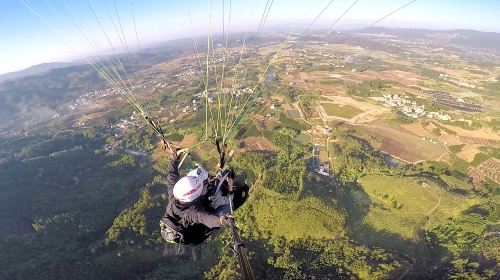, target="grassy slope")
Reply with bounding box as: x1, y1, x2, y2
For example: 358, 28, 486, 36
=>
347, 175, 477, 255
